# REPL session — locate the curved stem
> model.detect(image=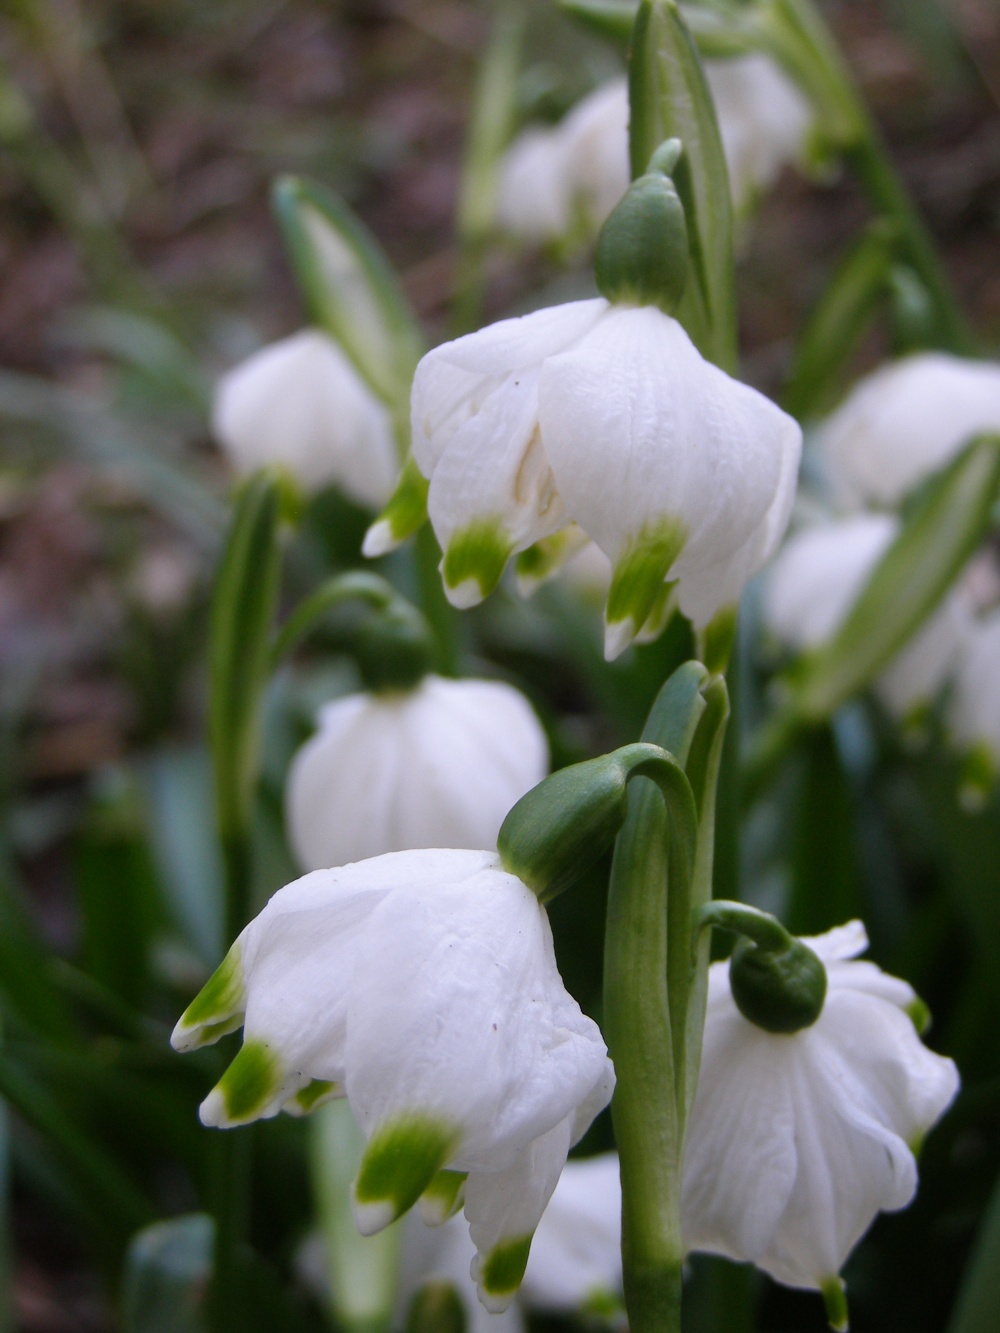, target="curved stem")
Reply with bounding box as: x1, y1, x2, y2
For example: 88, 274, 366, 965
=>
692, 898, 794, 955
604, 664, 706, 1333
270, 571, 397, 667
